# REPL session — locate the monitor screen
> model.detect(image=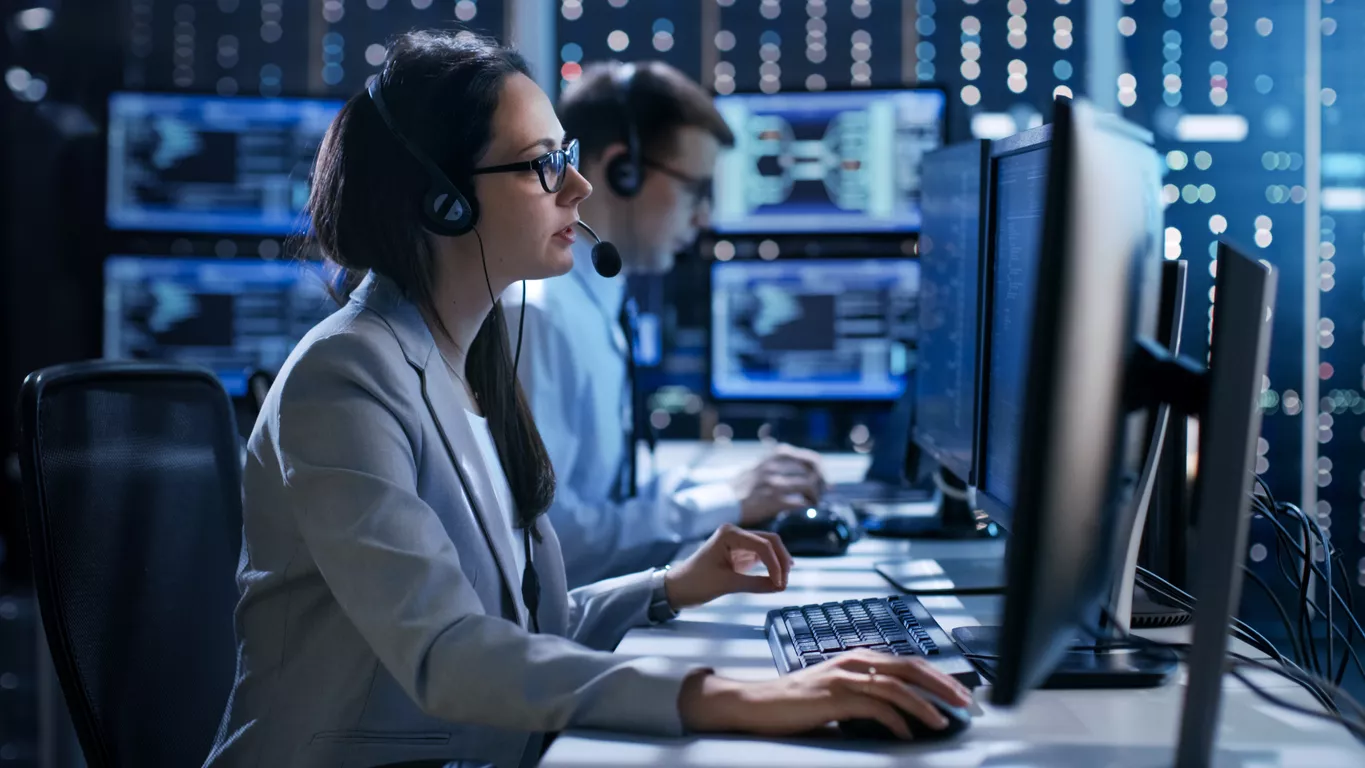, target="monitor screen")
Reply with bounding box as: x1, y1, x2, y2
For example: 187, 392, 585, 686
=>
710, 89, 946, 235
981, 144, 1051, 509
103, 256, 337, 396
106, 92, 343, 234
710, 258, 919, 401
913, 142, 986, 482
